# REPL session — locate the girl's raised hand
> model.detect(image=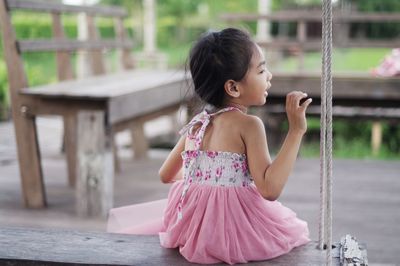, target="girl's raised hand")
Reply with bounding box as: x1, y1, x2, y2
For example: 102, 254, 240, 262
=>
285, 91, 312, 135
